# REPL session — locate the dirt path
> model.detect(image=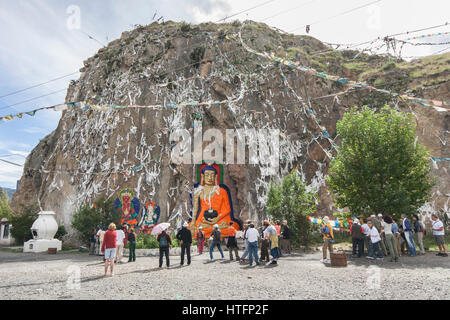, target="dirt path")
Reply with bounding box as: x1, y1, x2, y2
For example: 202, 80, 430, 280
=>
0, 249, 449, 300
